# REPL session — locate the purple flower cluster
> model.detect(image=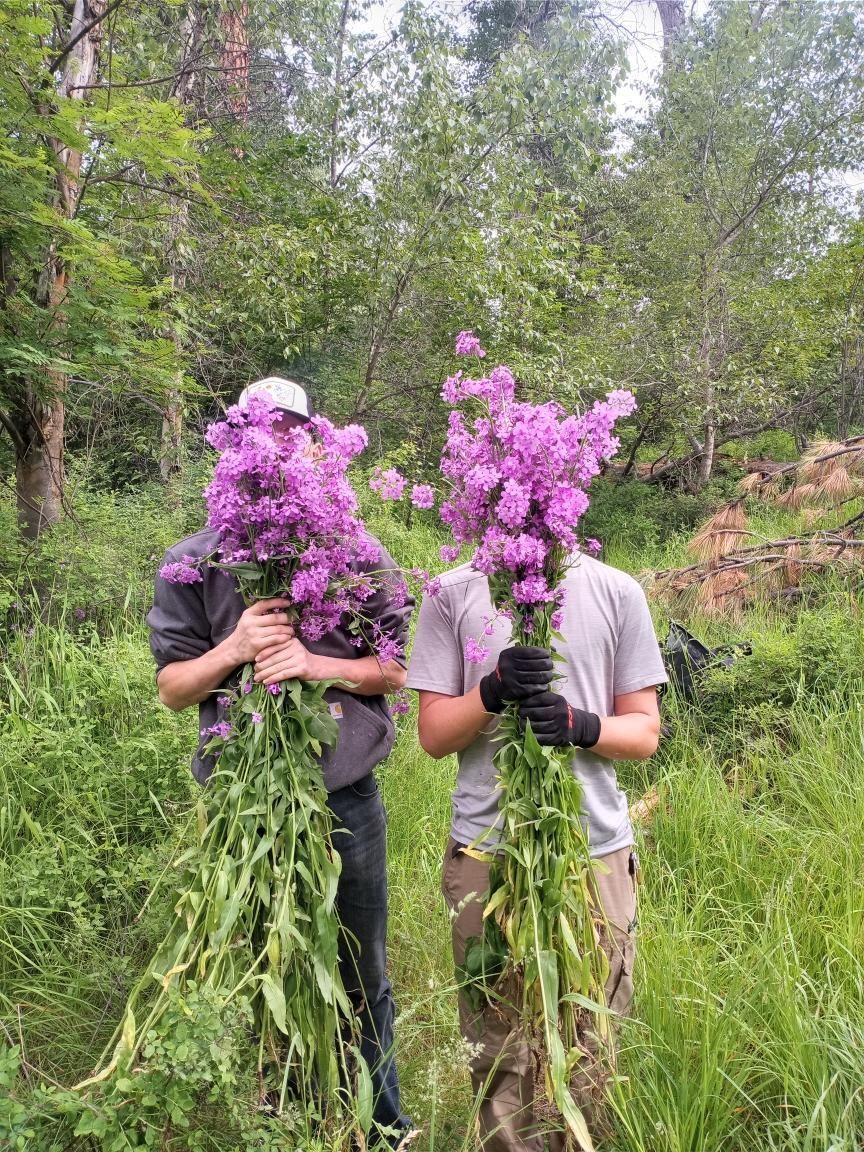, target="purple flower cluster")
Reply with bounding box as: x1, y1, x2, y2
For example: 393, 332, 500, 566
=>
368, 471, 438, 513
369, 467, 407, 501
410, 483, 436, 510
159, 556, 203, 584
437, 333, 635, 652
464, 637, 489, 664
390, 691, 411, 716
440, 348, 634, 572
202, 721, 232, 740
408, 567, 442, 599
455, 331, 486, 358
193, 395, 396, 650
